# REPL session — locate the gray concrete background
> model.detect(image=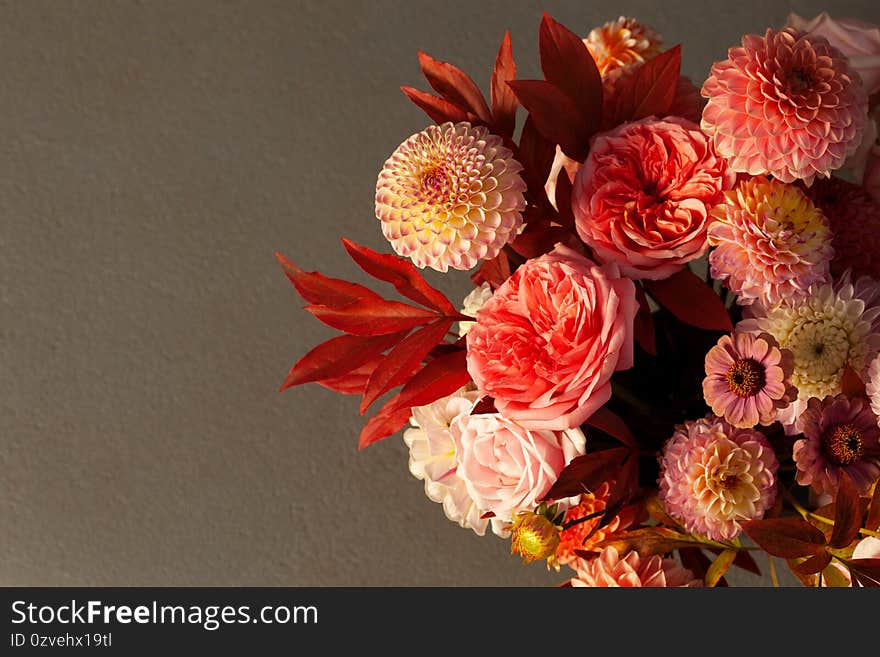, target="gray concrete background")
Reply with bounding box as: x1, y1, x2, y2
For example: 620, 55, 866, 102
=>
2, 0, 876, 586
